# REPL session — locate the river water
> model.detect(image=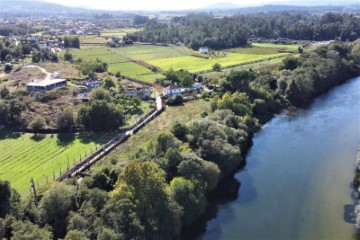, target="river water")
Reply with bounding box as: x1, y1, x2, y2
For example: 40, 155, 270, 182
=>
200, 76, 360, 240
